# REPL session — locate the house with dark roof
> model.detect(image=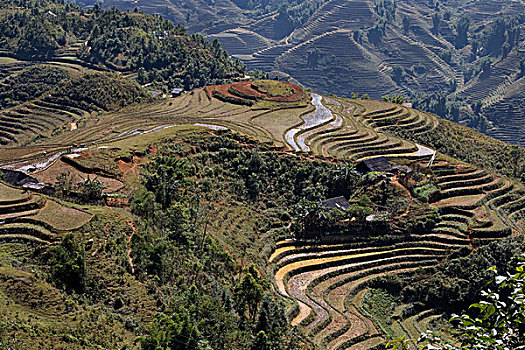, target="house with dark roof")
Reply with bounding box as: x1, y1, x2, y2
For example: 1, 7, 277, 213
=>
356, 156, 392, 173
319, 196, 351, 212
0, 168, 54, 196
